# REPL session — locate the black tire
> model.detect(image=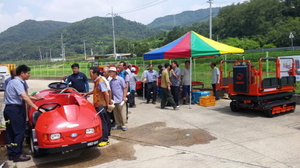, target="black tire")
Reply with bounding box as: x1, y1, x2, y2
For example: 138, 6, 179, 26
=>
289, 103, 296, 113
230, 101, 239, 112
264, 108, 273, 118
29, 130, 40, 157
136, 89, 143, 96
